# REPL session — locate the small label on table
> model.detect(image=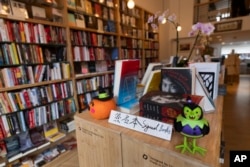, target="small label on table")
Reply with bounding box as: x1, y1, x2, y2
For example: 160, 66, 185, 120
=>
108, 110, 173, 141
